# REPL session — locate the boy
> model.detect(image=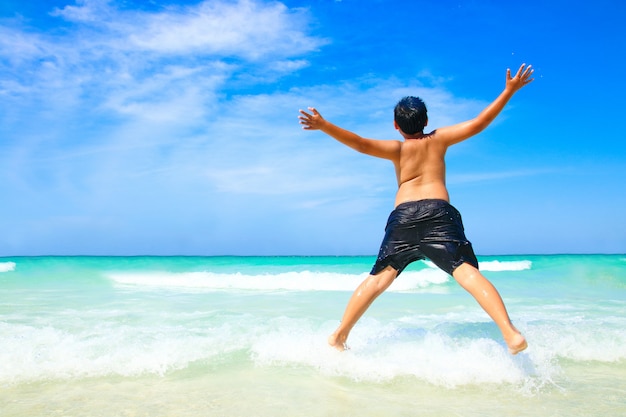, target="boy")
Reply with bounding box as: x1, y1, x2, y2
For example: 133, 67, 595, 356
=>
298, 64, 533, 354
